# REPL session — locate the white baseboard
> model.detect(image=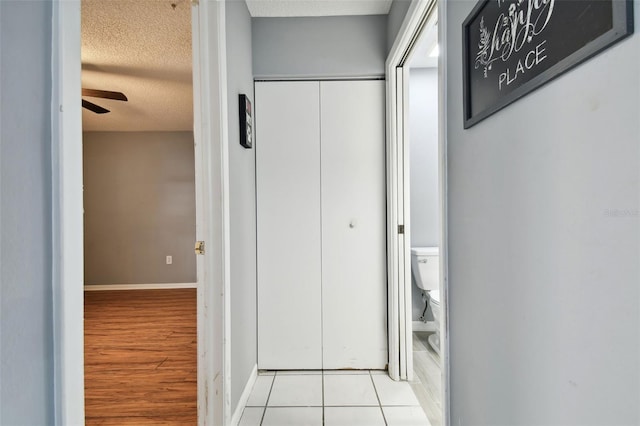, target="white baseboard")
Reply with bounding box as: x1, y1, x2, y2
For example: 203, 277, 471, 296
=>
83, 283, 197, 291
412, 320, 437, 332
231, 364, 258, 426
